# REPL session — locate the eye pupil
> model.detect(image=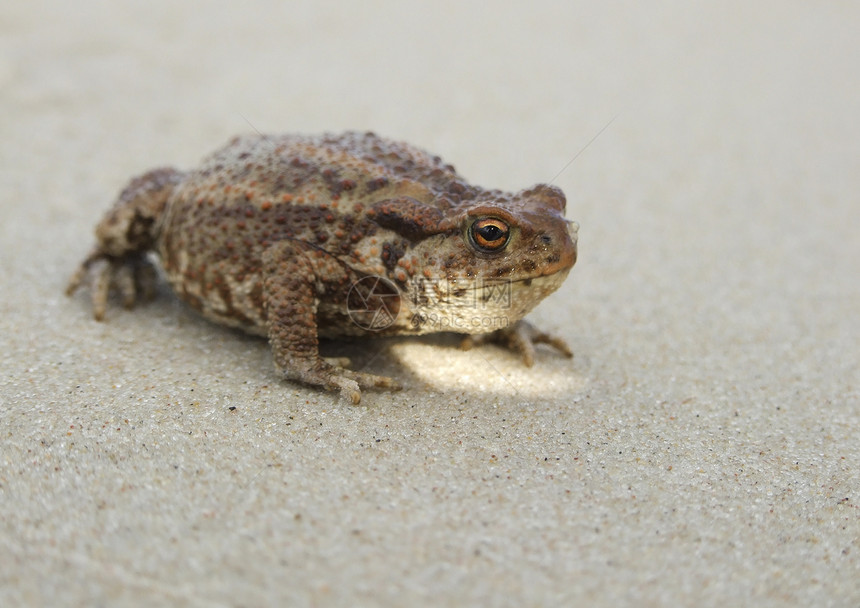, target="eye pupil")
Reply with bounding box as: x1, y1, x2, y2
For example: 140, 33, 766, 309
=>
478, 225, 502, 240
